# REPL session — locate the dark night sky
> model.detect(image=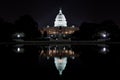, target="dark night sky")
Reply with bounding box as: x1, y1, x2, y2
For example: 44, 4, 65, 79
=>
0, 0, 120, 27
